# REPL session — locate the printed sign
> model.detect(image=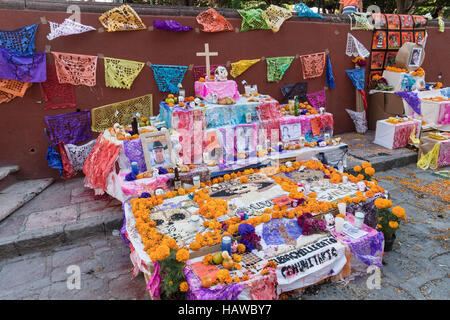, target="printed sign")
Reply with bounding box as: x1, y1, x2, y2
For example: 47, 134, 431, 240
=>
269, 237, 347, 292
